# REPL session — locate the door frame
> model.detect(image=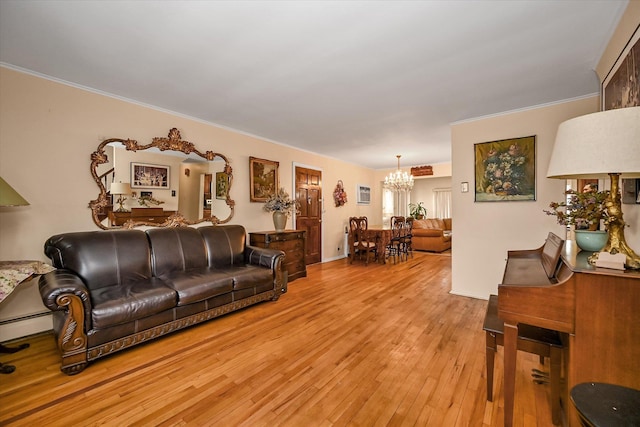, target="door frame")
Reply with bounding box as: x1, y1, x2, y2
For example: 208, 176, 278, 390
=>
292, 161, 324, 263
